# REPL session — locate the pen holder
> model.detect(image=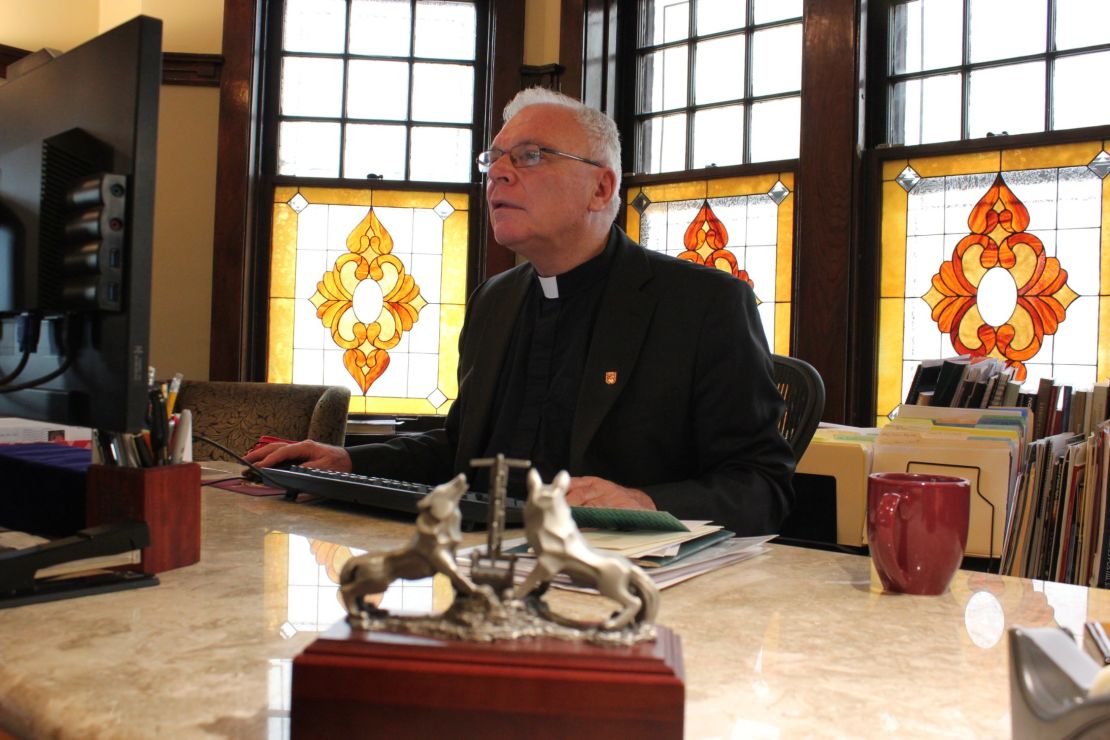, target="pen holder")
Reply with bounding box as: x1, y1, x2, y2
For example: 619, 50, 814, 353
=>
85, 463, 201, 574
